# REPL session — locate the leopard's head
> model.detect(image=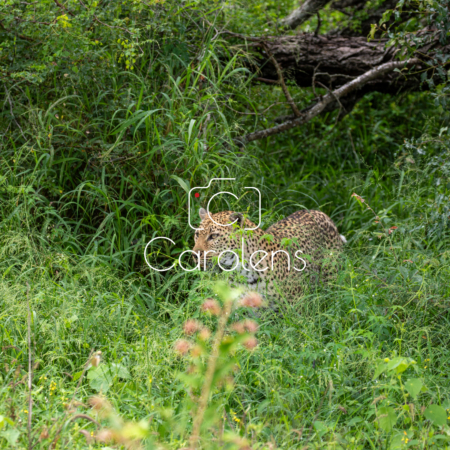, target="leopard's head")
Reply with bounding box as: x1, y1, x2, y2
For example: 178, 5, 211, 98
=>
192, 208, 246, 270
